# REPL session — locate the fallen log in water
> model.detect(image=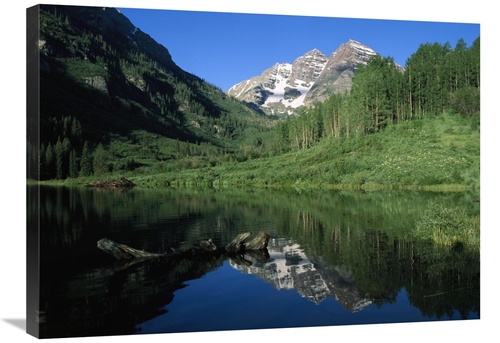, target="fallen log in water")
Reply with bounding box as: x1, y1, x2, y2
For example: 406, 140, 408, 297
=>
97, 231, 270, 261
97, 238, 164, 260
